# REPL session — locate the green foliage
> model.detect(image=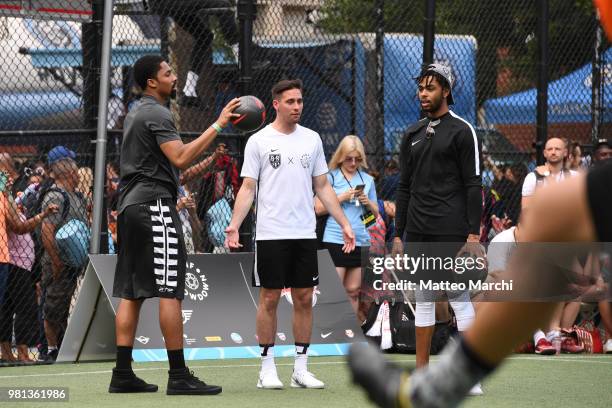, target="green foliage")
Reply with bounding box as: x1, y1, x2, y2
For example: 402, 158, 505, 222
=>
317, 0, 599, 104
